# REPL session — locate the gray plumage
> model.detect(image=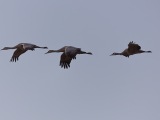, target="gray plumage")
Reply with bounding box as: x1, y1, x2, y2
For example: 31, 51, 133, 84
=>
45, 46, 92, 69
110, 41, 151, 57
1, 43, 48, 62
